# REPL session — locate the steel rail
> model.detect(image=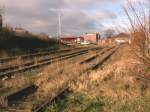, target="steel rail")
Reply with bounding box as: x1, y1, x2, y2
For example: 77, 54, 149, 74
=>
0, 47, 100, 79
